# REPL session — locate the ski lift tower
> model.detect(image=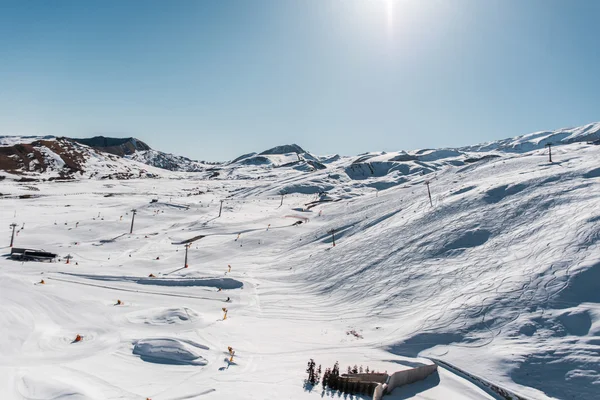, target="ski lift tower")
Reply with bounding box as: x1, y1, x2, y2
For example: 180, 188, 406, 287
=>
424, 180, 433, 207
9, 223, 17, 247
545, 143, 553, 163
130, 209, 137, 234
